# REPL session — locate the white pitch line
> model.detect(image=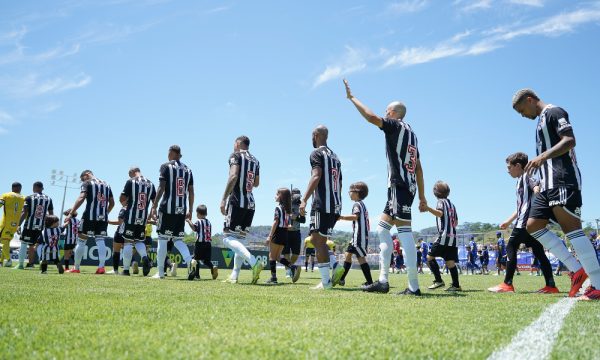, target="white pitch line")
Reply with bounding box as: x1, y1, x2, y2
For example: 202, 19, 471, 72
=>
488, 298, 577, 360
